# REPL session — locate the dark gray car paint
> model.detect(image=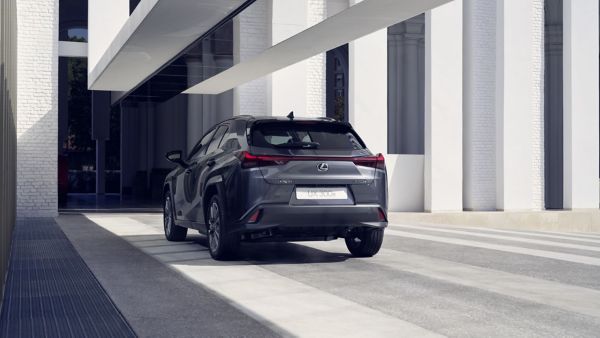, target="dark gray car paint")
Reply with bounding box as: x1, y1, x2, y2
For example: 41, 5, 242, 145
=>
164, 116, 387, 241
